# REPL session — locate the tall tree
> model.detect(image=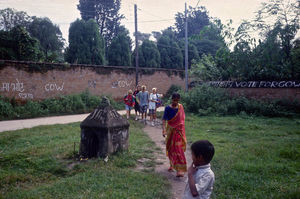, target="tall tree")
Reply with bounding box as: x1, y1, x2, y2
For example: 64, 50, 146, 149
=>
77, 0, 124, 48
0, 8, 32, 31
175, 6, 210, 38
254, 0, 300, 60
0, 26, 43, 61
65, 19, 105, 65
157, 35, 183, 69
140, 40, 160, 68
28, 17, 65, 62
107, 26, 132, 66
